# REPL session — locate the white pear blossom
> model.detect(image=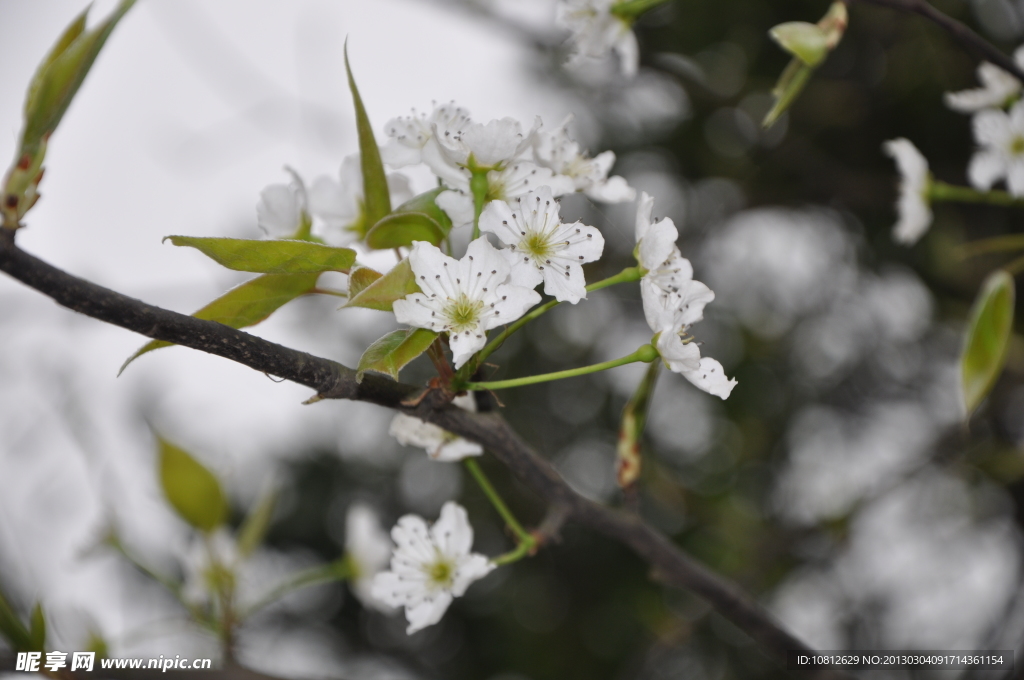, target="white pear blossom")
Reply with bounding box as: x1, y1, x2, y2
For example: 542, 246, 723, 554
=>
635, 192, 736, 399
433, 116, 540, 171
882, 138, 933, 245
345, 503, 394, 611
393, 238, 541, 368
480, 187, 605, 304
557, 0, 640, 78
945, 47, 1024, 113
307, 154, 412, 245
534, 115, 635, 202
381, 102, 473, 169
436, 162, 576, 230
635, 192, 714, 331
256, 169, 308, 237
968, 100, 1024, 196
656, 330, 737, 399
389, 394, 483, 462
371, 502, 494, 634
